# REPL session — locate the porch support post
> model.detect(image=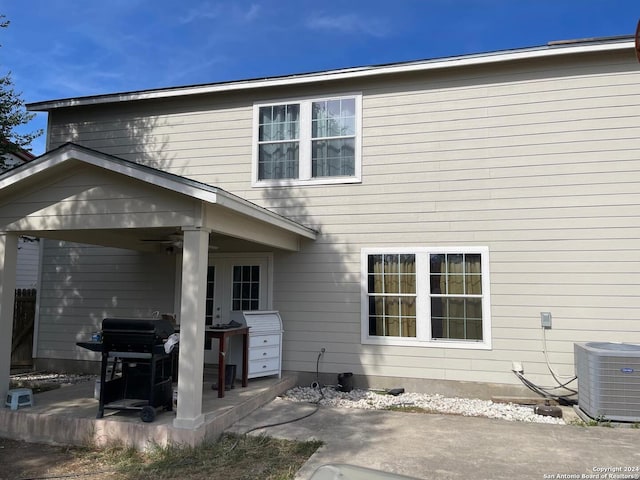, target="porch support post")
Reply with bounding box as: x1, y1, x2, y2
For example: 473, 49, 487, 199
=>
173, 226, 210, 430
0, 233, 18, 402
